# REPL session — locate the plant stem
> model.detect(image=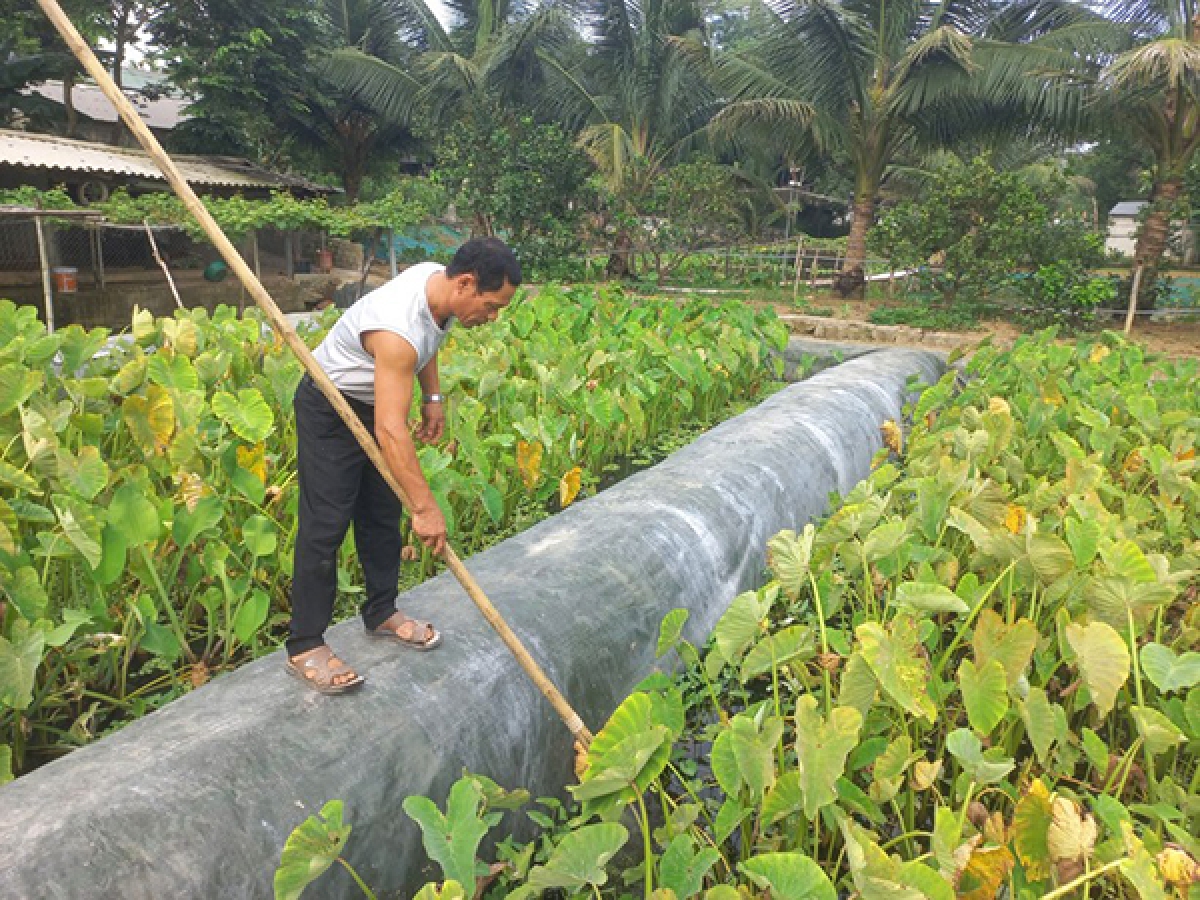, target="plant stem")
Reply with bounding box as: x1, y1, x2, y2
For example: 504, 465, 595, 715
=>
635, 788, 655, 900
336, 857, 378, 900
1039, 858, 1125, 900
